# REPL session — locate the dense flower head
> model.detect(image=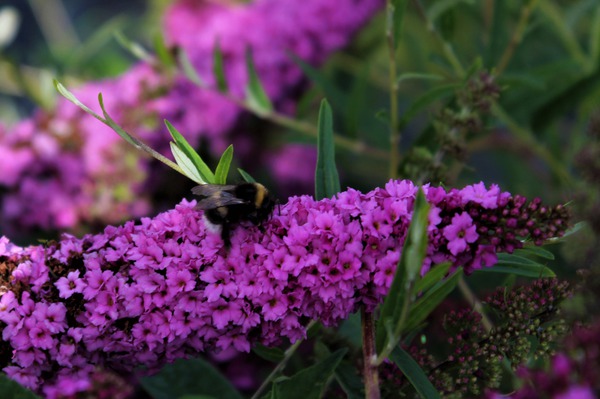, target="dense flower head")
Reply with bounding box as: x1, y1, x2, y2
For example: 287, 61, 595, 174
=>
0, 0, 383, 236
0, 180, 569, 395
381, 278, 572, 398
487, 319, 600, 399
